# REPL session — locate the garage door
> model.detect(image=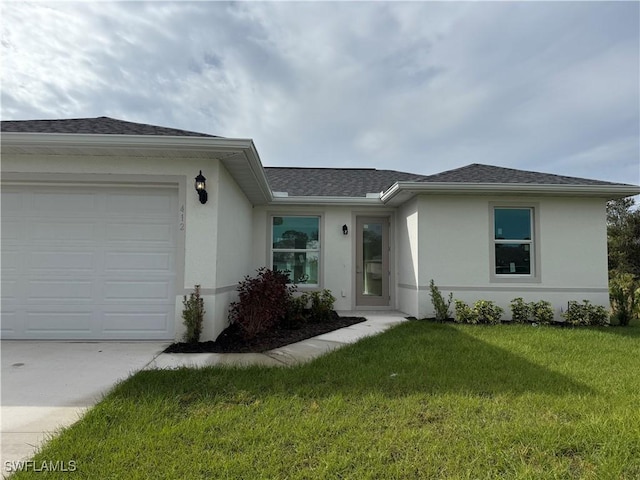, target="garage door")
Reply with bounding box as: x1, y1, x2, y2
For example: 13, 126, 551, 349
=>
1, 185, 178, 340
